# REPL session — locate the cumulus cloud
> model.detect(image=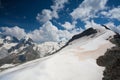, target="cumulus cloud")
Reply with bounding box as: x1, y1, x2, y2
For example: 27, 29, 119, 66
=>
51, 0, 68, 11
27, 21, 78, 43
70, 0, 108, 21
27, 21, 59, 42
101, 7, 120, 21
36, 9, 53, 23
62, 21, 76, 30
36, 0, 69, 23
1, 26, 26, 39
84, 20, 102, 29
